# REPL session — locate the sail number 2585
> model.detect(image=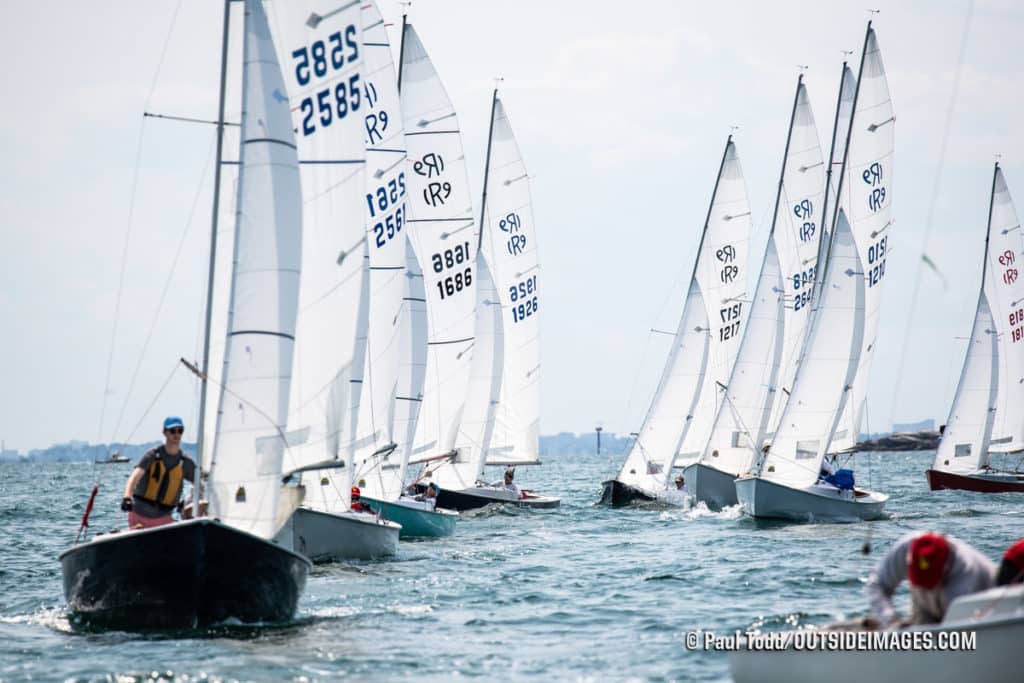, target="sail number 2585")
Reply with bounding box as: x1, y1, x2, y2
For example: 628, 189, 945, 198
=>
432, 242, 472, 300
292, 27, 361, 137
